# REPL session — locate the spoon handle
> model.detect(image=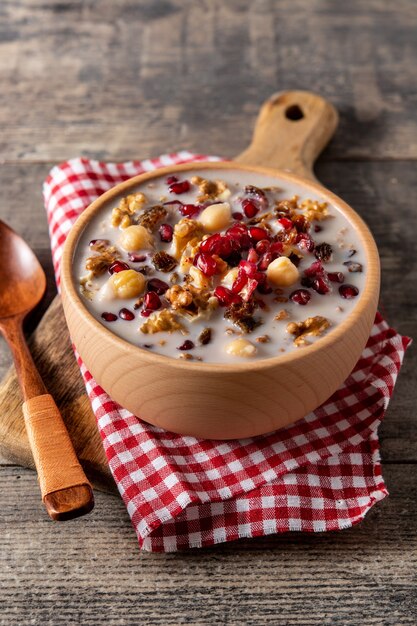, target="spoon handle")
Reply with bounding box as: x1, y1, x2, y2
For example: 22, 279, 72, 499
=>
1, 316, 94, 520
